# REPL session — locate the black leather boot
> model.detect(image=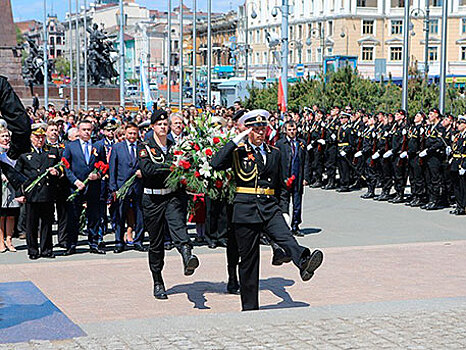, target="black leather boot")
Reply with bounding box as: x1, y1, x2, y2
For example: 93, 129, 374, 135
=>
179, 244, 200, 276
153, 272, 168, 300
